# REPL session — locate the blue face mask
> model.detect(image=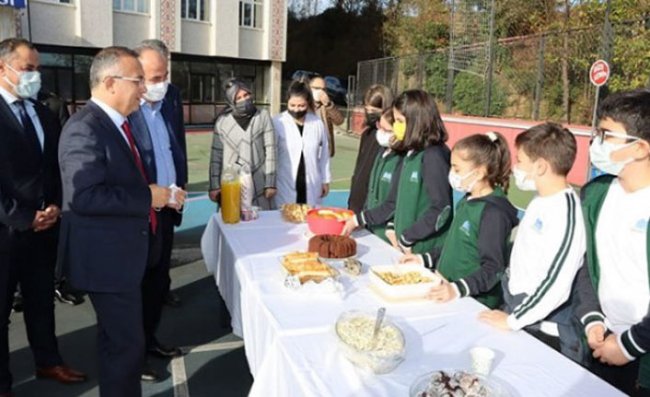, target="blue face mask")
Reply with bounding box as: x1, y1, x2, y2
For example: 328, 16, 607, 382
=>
4, 63, 41, 99
589, 138, 638, 175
